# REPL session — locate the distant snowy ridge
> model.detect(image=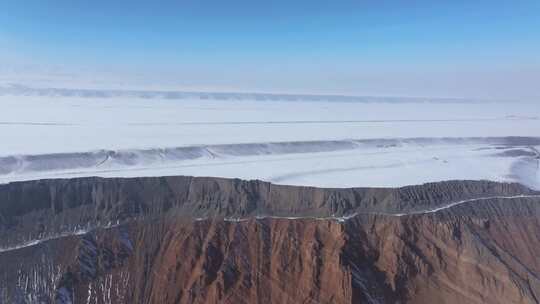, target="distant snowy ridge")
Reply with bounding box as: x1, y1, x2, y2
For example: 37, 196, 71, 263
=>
0, 84, 489, 103
1, 137, 538, 175
1, 136, 540, 189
